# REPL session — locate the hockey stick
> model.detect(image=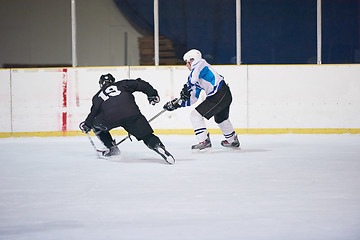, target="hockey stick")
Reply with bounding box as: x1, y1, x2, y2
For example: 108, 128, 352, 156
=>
79, 121, 103, 154
115, 98, 181, 146
85, 131, 103, 154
